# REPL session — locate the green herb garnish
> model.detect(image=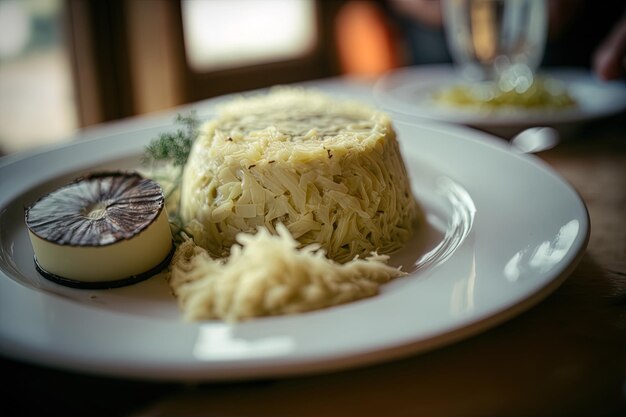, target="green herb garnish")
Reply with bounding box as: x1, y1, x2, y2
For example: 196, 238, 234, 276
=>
141, 111, 201, 243
142, 111, 200, 167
